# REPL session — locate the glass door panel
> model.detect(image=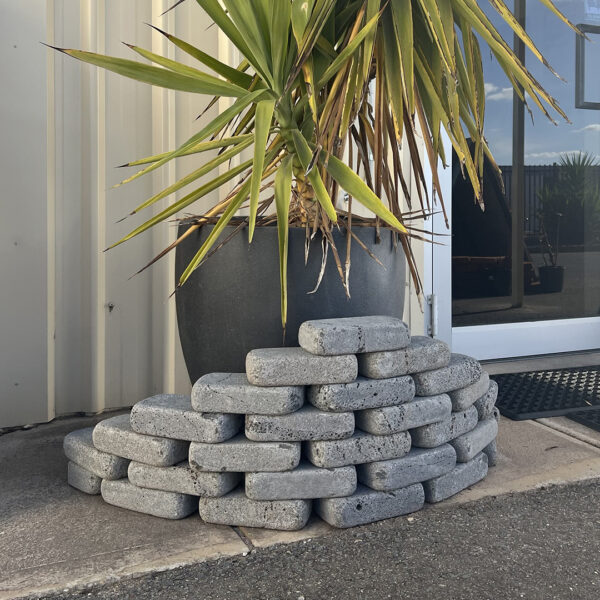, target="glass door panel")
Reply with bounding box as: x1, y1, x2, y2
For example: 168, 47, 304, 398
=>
448, 0, 600, 358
